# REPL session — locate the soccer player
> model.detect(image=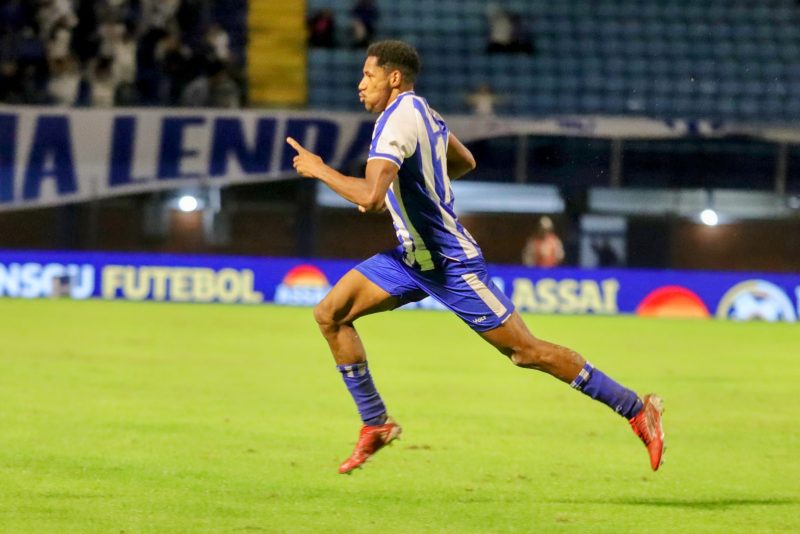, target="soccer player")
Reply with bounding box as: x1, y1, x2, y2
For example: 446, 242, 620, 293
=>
287, 40, 664, 474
